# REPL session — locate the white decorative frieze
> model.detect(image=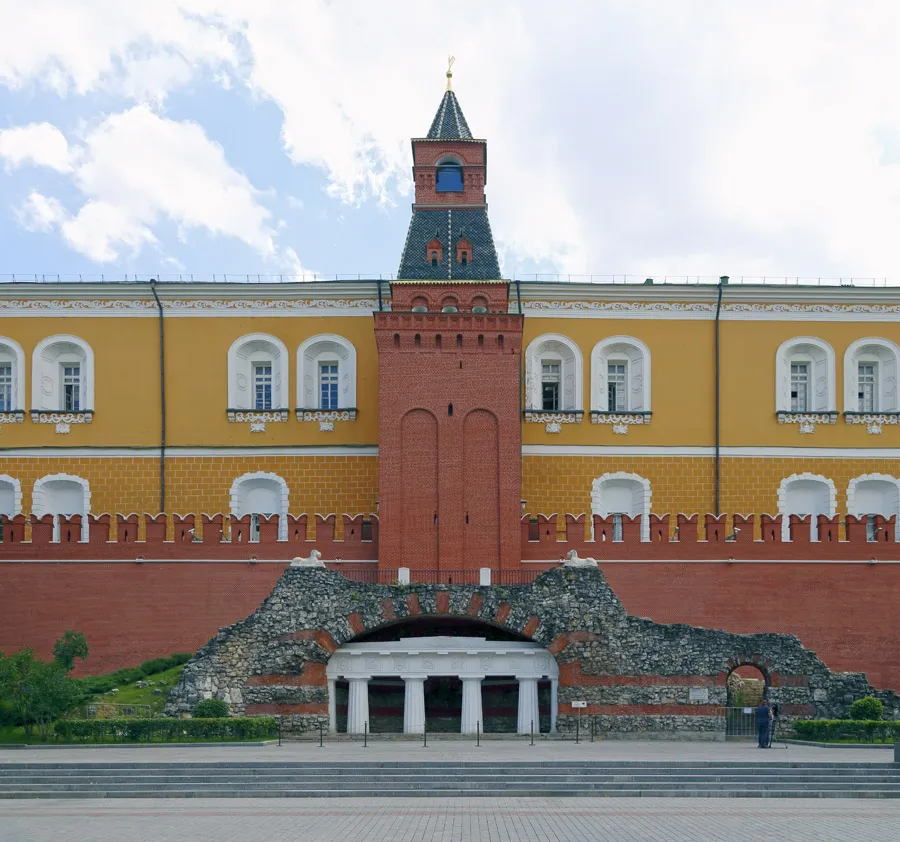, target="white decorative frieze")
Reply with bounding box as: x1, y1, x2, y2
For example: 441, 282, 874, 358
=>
227, 410, 289, 432
776, 412, 838, 433
31, 411, 93, 433
0, 298, 381, 316
613, 424, 628, 435
523, 411, 581, 430
0, 411, 24, 428
845, 413, 900, 435
296, 409, 357, 430
591, 412, 652, 435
